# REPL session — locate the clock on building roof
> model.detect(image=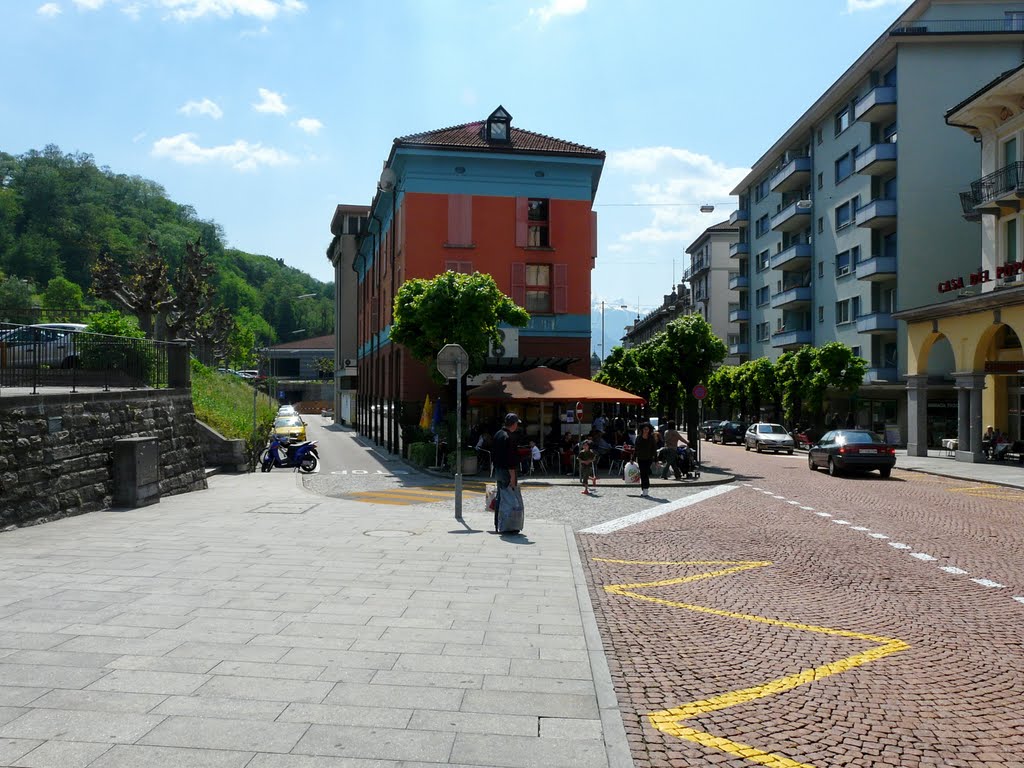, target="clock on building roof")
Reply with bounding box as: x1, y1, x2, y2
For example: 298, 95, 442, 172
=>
485, 105, 512, 143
